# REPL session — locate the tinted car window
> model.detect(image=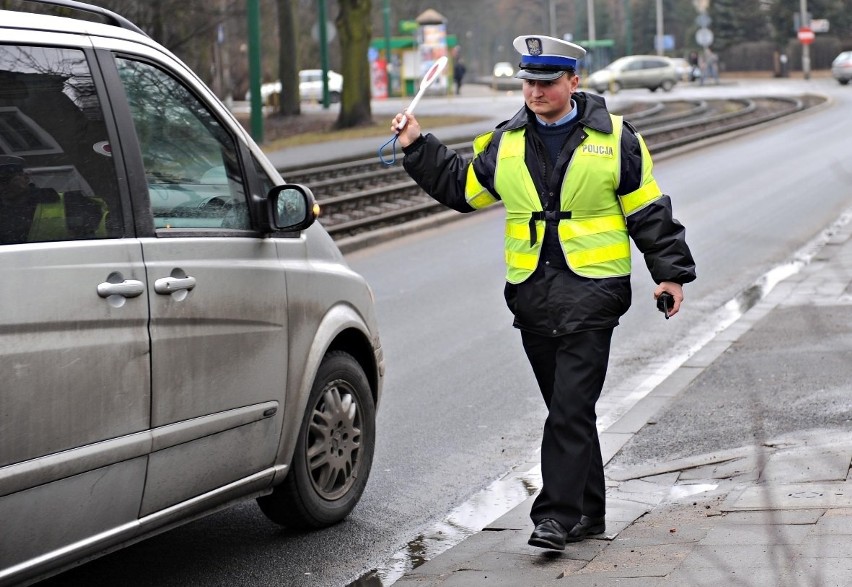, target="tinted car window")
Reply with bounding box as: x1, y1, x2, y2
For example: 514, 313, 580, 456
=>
0, 45, 122, 244
115, 57, 250, 230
